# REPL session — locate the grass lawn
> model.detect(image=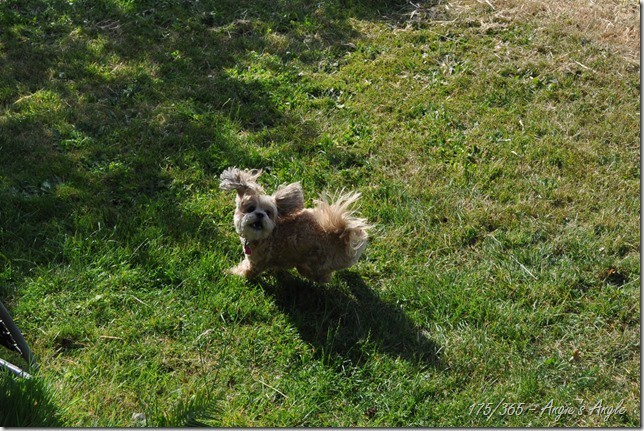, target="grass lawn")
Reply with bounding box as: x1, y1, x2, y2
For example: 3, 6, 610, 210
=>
0, 0, 639, 426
